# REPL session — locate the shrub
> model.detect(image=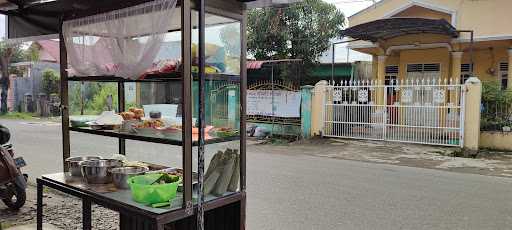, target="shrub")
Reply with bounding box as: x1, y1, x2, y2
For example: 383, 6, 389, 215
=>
481, 81, 512, 130
41, 69, 60, 96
